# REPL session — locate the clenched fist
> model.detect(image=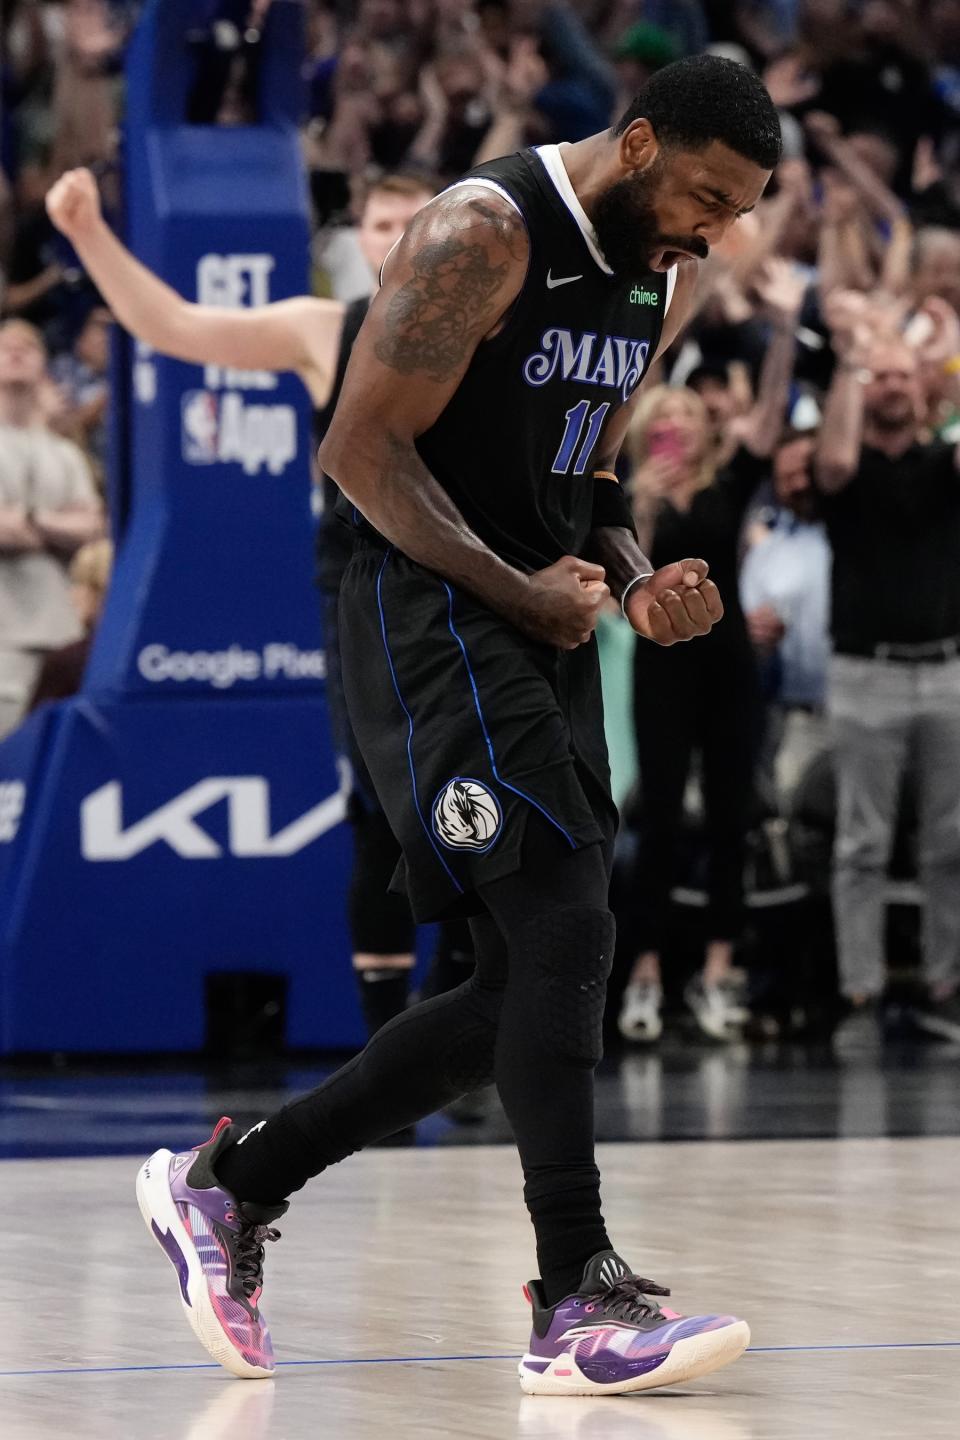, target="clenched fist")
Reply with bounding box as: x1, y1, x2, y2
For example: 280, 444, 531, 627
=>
516, 556, 610, 650
625, 558, 723, 645
46, 167, 103, 242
